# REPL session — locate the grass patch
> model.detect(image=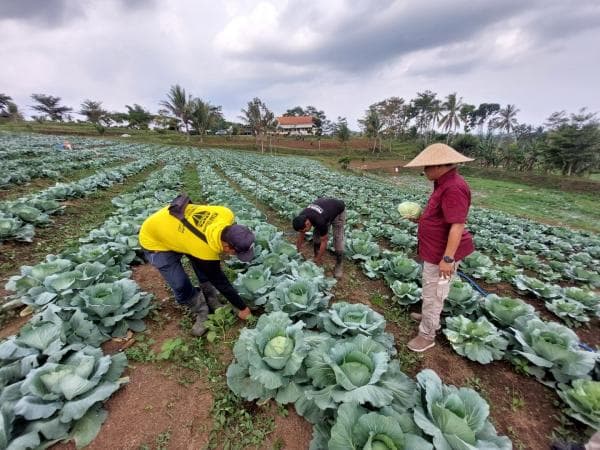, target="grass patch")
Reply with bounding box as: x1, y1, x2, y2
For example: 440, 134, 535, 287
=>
465, 176, 600, 233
